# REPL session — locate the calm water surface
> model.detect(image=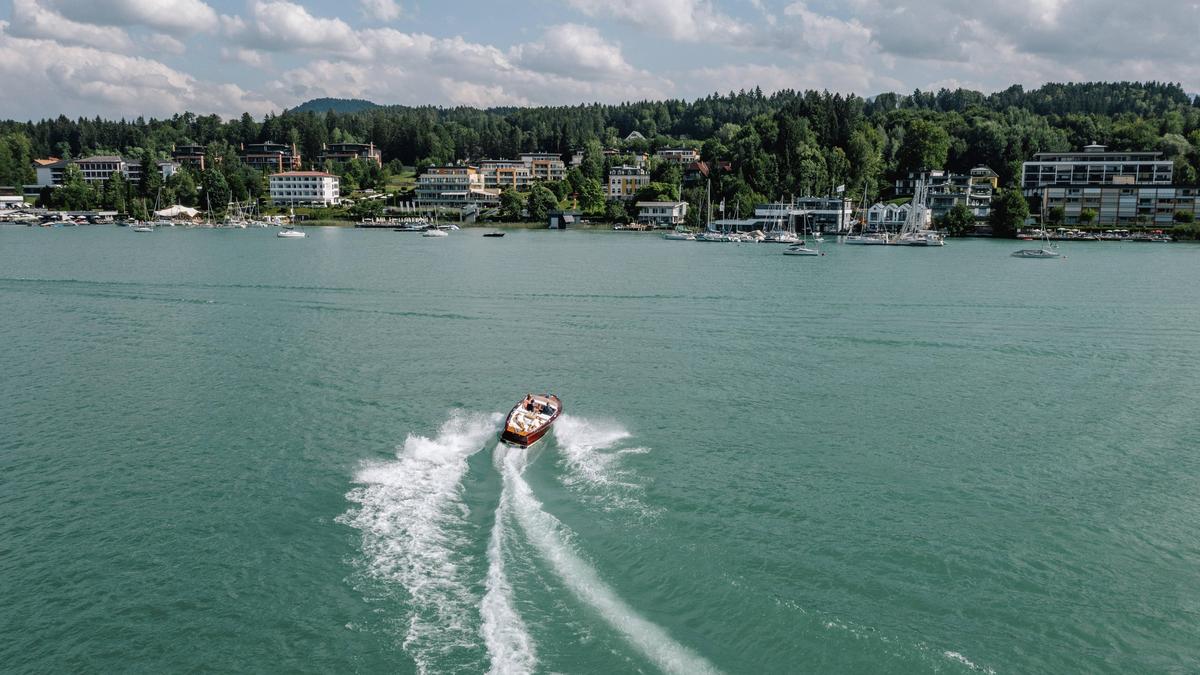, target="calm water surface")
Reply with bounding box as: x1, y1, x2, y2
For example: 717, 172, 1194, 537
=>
2, 226, 1198, 673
